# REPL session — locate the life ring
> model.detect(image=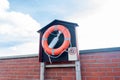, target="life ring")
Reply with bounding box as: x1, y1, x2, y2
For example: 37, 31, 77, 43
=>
42, 25, 71, 56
